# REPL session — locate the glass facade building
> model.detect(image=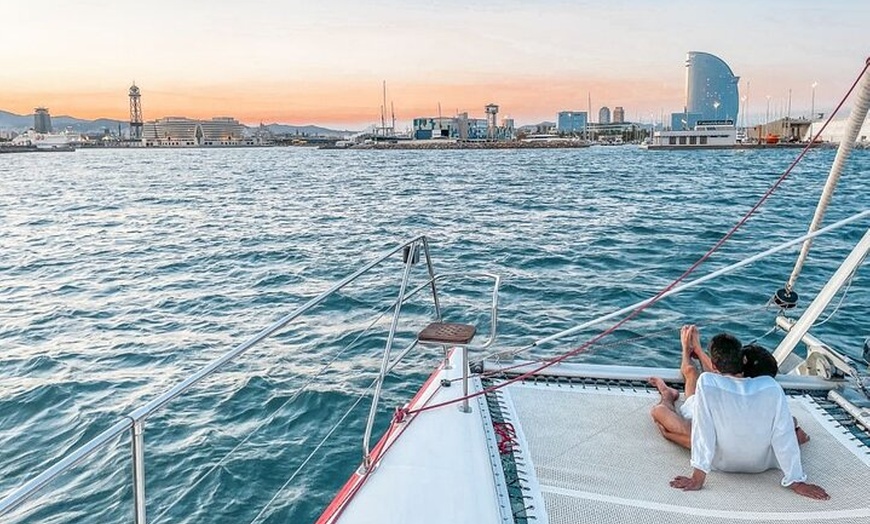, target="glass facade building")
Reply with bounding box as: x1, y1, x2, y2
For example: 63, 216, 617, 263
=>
686, 51, 739, 123
34, 107, 52, 133
557, 111, 587, 133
